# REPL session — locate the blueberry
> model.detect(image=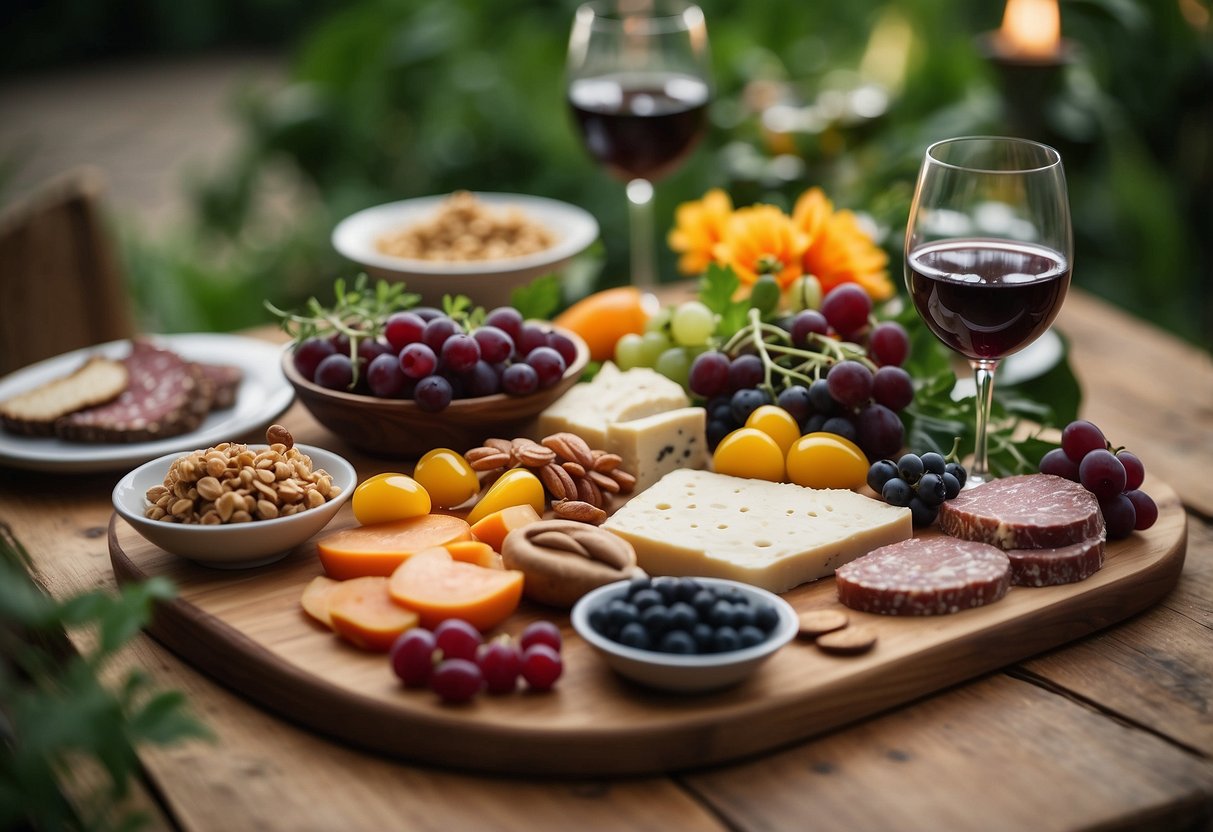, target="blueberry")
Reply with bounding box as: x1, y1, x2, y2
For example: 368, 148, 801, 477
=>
626, 575, 651, 597
709, 600, 734, 628
640, 604, 672, 635
803, 413, 827, 434
659, 630, 698, 654
588, 607, 608, 635
606, 599, 638, 630
692, 622, 715, 651
711, 626, 741, 653
652, 576, 679, 603
618, 622, 651, 650
808, 379, 836, 414
731, 604, 757, 630
909, 496, 939, 527
821, 416, 858, 444
730, 388, 772, 424
946, 461, 968, 489
669, 602, 698, 631
918, 472, 946, 507
898, 453, 925, 484
921, 452, 946, 475
754, 604, 780, 633
738, 625, 767, 648
631, 588, 664, 610
673, 578, 701, 602
691, 589, 717, 616
777, 386, 814, 424
867, 459, 899, 493
882, 477, 913, 507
